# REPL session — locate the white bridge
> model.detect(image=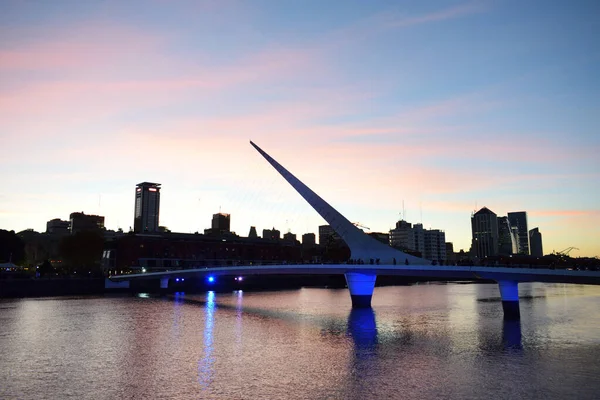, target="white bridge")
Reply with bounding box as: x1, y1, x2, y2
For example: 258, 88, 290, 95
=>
110, 141, 600, 319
